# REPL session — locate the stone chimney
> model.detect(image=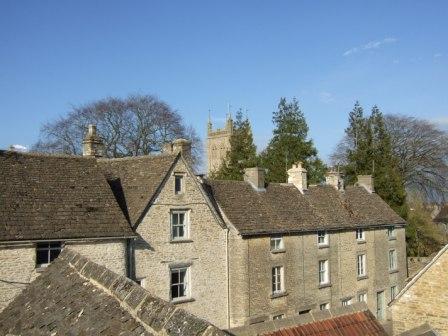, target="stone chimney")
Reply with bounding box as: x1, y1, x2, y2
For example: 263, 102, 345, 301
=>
357, 175, 374, 193
287, 162, 307, 192
162, 138, 192, 163
325, 169, 344, 191
244, 167, 266, 191
82, 125, 104, 157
